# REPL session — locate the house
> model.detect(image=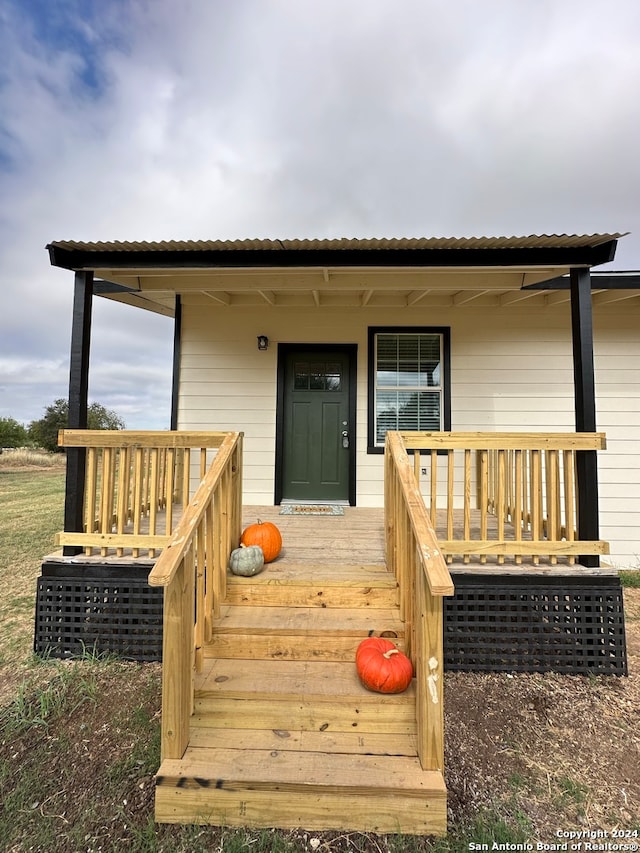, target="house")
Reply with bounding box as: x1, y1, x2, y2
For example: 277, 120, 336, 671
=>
36, 234, 637, 833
